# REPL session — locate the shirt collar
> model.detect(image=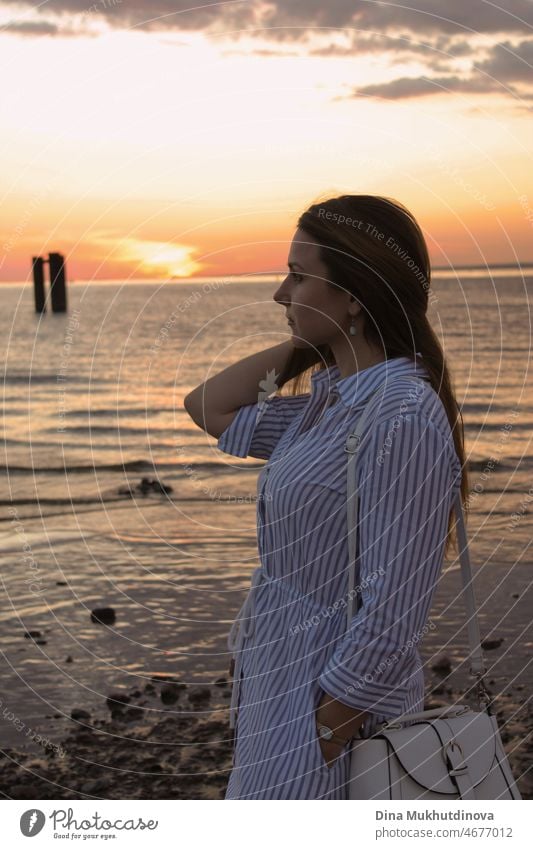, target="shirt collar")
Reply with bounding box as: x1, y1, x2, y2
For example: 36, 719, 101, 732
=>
310, 353, 431, 410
